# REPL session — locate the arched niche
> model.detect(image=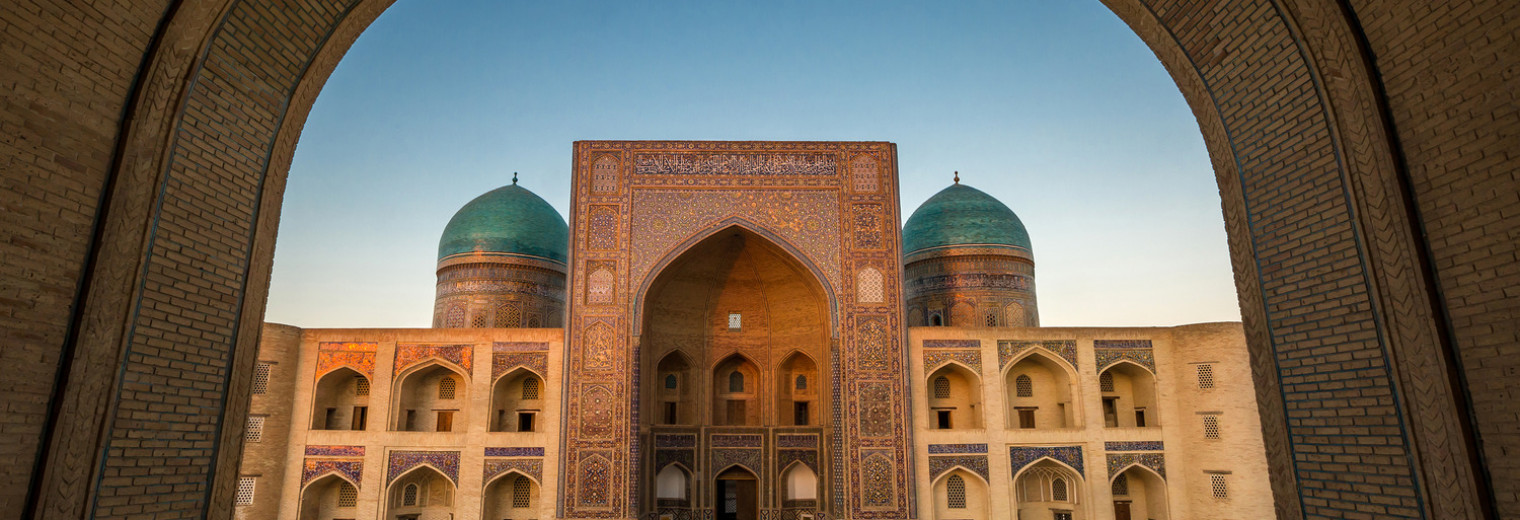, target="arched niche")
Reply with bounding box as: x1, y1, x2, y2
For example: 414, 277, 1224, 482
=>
713, 354, 760, 427
778, 352, 820, 426
655, 464, 692, 507
483, 471, 540, 520
491, 367, 543, 432
1099, 361, 1159, 428
1111, 465, 1168, 520
297, 473, 358, 520
781, 462, 818, 504
391, 362, 468, 432
311, 367, 369, 431
638, 226, 832, 434
386, 465, 454, 519
714, 465, 759, 520
653, 351, 695, 425
1014, 459, 1084, 520
926, 363, 982, 430
1004, 352, 1077, 430
933, 469, 989, 520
